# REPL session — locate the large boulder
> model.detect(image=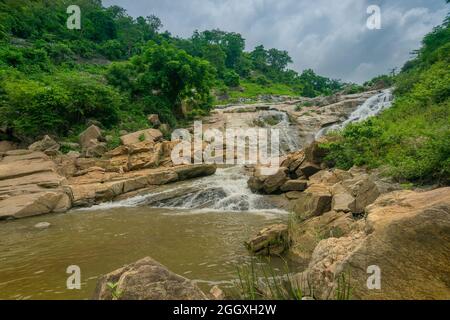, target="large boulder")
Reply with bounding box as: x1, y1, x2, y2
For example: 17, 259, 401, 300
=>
299, 187, 450, 300
296, 161, 321, 179
290, 184, 332, 220
289, 210, 356, 262
0, 191, 71, 219
79, 125, 107, 158
173, 164, 216, 181
263, 167, 289, 194
120, 129, 163, 146
79, 125, 103, 149
280, 180, 308, 192
245, 224, 289, 256
28, 135, 60, 156
92, 257, 207, 300
334, 173, 380, 214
